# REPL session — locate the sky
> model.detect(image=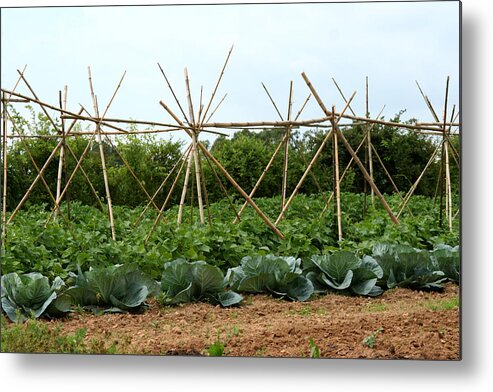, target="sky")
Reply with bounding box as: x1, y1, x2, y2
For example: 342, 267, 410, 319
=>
1, 1, 460, 144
